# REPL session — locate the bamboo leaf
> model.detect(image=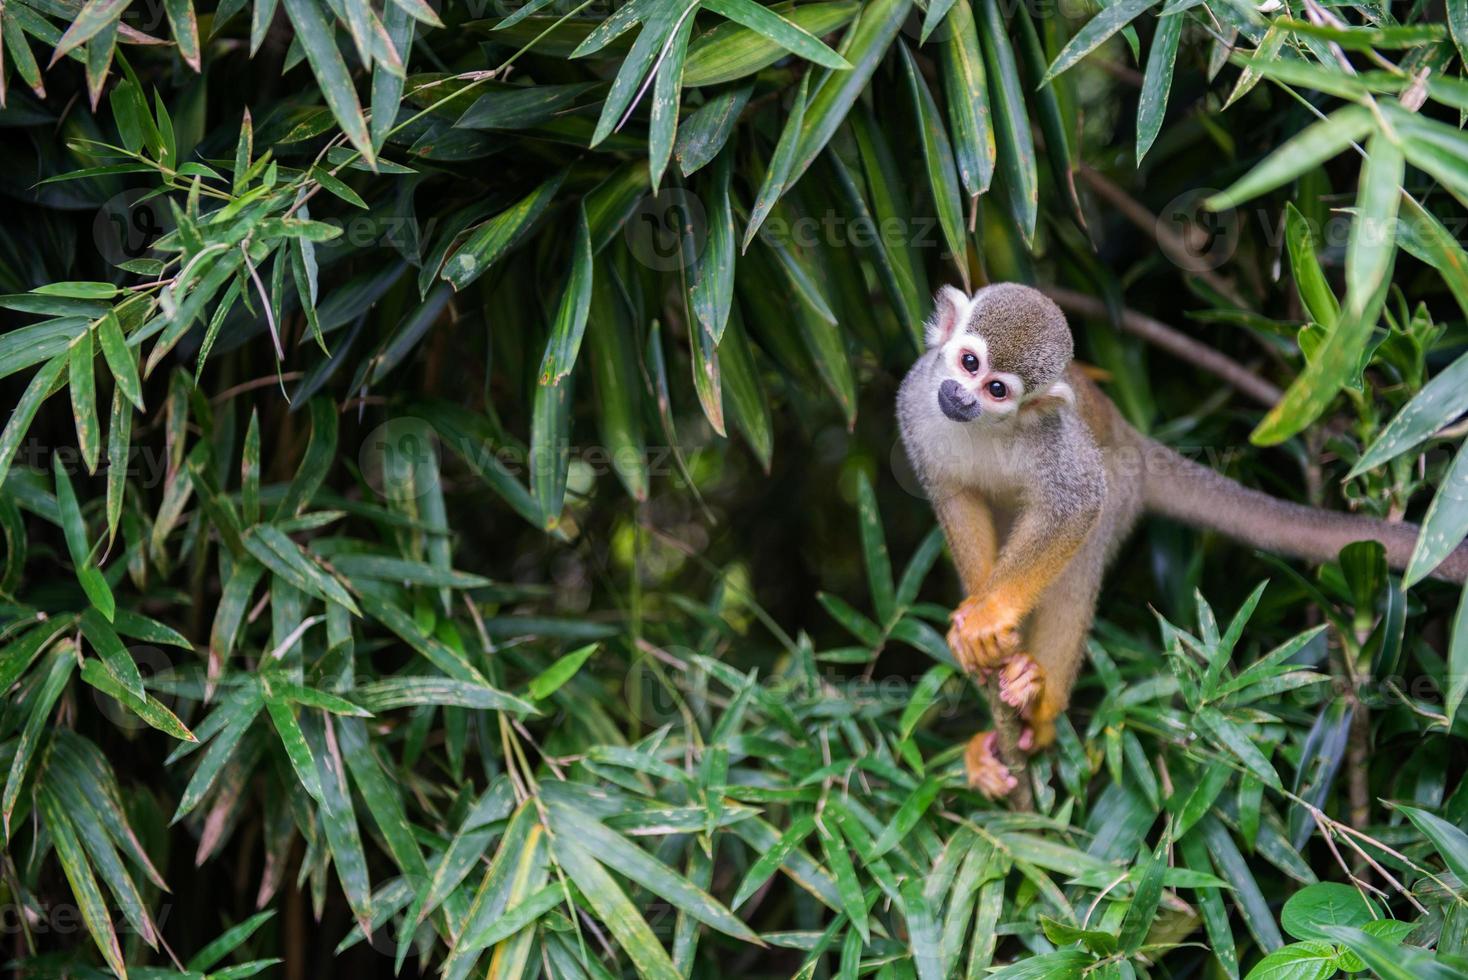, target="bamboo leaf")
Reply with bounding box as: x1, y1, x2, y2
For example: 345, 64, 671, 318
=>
939, 0, 994, 198
538, 207, 595, 385
791, 0, 912, 180
1045, 0, 1159, 82
900, 40, 968, 288
977, 0, 1037, 244
1137, 0, 1186, 163
552, 833, 683, 980
282, 0, 375, 164
744, 73, 808, 253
